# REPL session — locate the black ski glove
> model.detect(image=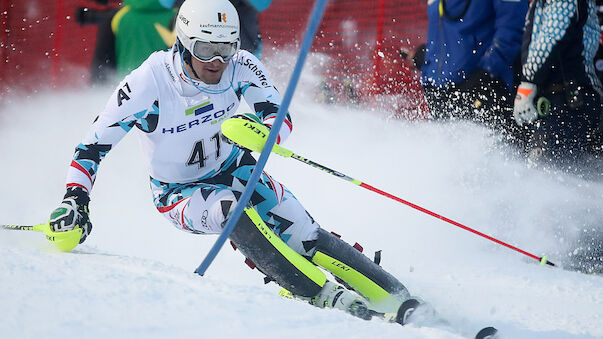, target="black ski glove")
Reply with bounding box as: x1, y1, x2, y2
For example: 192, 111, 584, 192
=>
49, 186, 92, 244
